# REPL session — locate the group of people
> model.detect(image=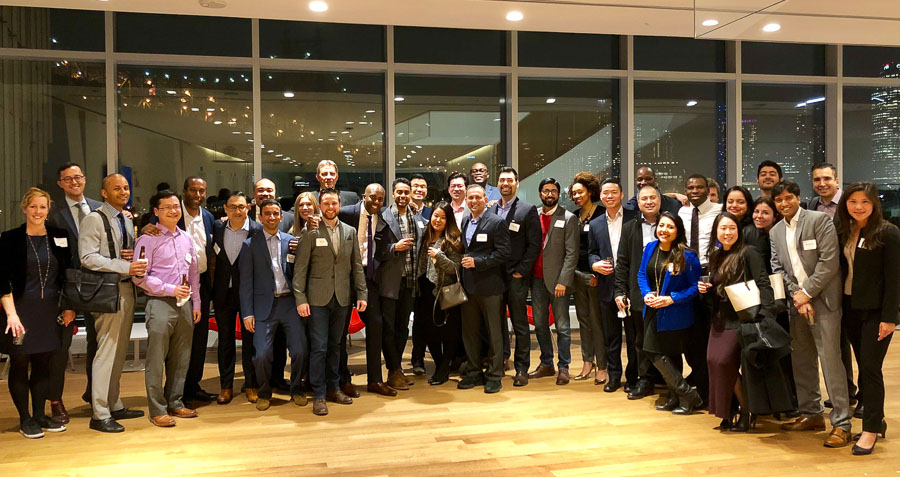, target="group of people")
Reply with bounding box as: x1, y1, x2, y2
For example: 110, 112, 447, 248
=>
1, 158, 896, 456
